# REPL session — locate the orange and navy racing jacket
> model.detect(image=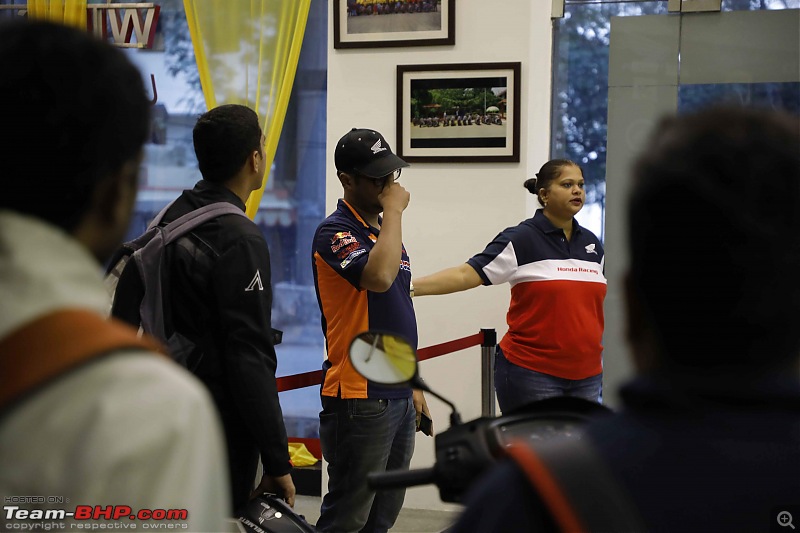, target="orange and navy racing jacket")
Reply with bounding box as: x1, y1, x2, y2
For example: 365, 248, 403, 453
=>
312, 199, 416, 399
